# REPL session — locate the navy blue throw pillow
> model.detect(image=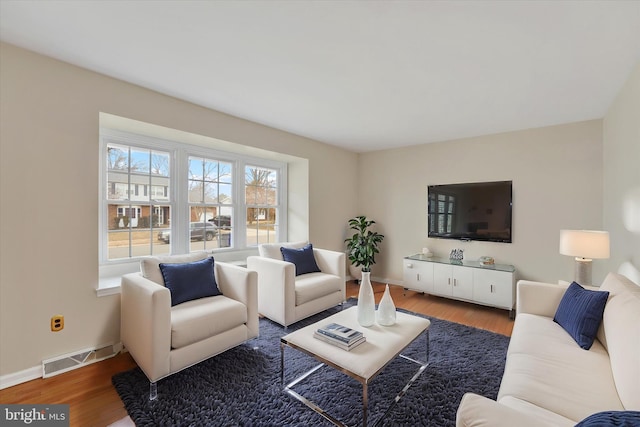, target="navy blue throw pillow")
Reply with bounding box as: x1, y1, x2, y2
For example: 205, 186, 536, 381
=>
280, 243, 321, 276
553, 282, 609, 350
159, 257, 221, 306
575, 411, 640, 426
